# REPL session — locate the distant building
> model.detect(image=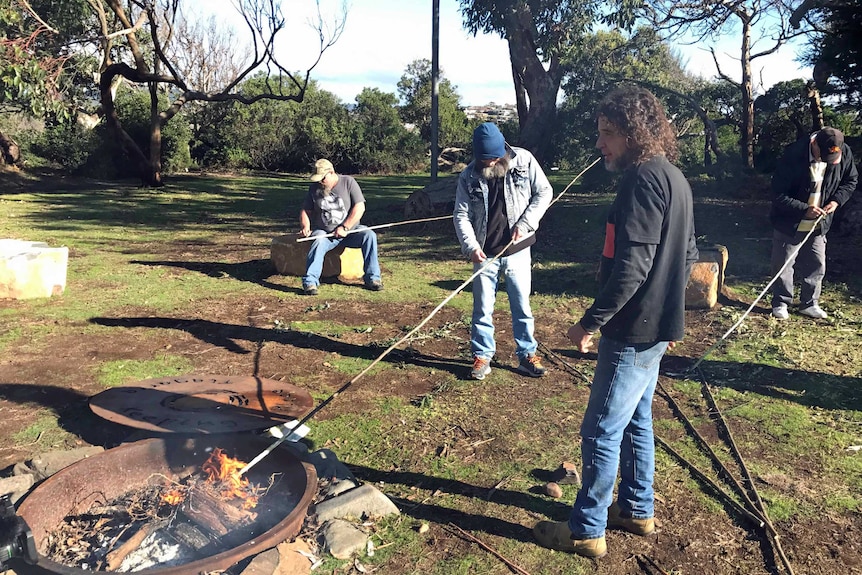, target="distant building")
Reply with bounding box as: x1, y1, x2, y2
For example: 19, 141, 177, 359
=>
464, 103, 518, 124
